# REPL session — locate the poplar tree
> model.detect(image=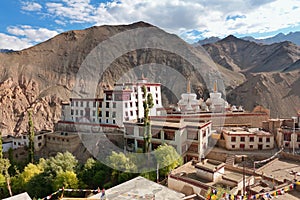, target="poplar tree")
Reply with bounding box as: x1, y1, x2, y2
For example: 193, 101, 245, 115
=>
142, 85, 154, 154
28, 110, 35, 163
